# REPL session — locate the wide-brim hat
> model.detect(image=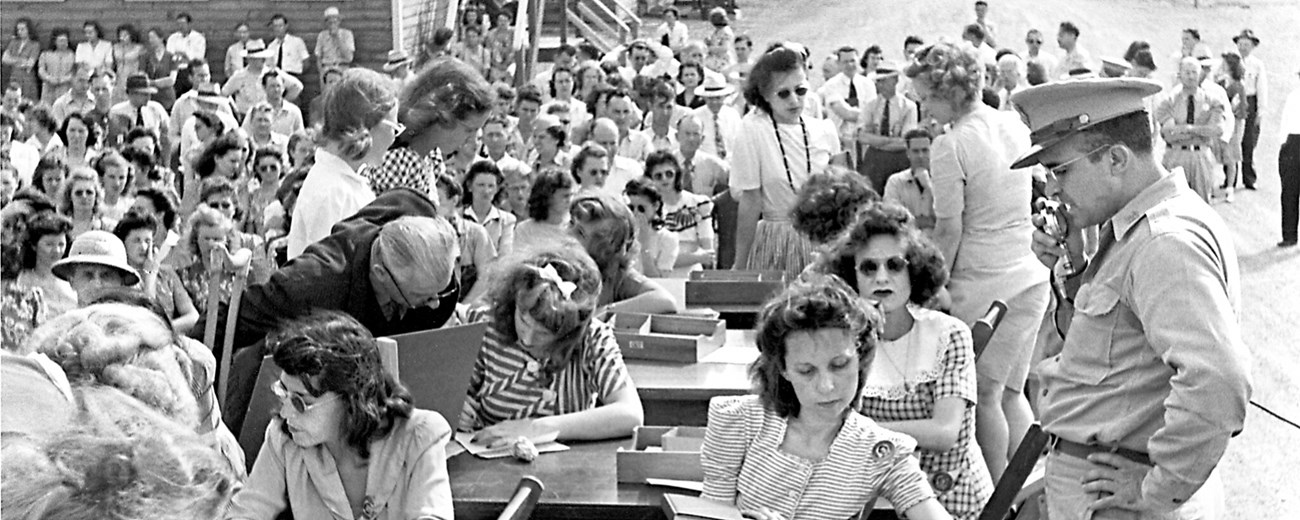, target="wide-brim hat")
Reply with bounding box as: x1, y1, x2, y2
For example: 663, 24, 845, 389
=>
193, 82, 225, 104
695, 74, 735, 97
125, 73, 157, 94
1009, 78, 1163, 169
868, 62, 901, 81
383, 49, 412, 72
1232, 29, 1260, 45
51, 231, 141, 286
243, 39, 273, 60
